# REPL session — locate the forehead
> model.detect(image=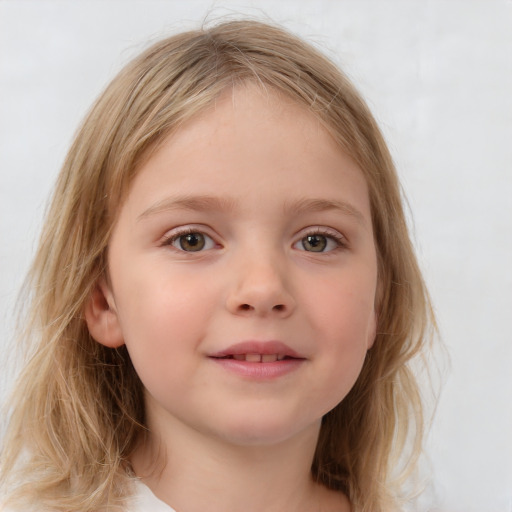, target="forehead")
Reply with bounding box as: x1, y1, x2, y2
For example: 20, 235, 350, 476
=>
121, 84, 371, 223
